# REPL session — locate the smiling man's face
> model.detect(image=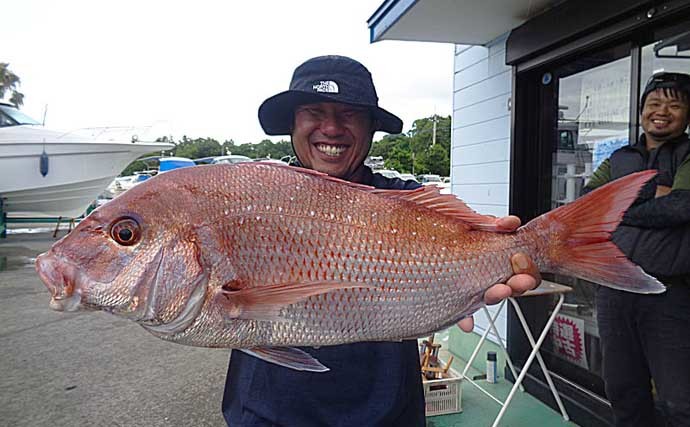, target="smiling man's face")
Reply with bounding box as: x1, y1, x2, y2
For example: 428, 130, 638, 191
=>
292, 102, 374, 180
641, 88, 690, 148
